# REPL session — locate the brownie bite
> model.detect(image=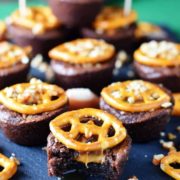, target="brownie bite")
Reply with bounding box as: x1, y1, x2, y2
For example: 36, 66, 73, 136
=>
0, 41, 31, 89
49, 38, 116, 93
81, 6, 137, 52
7, 6, 69, 57
134, 41, 180, 92
134, 22, 170, 48
100, 80, 174, 142
48, 0, 103, 27
0, 78, 68, 146
47, 108, 131, 180
0, 21, 6, 41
